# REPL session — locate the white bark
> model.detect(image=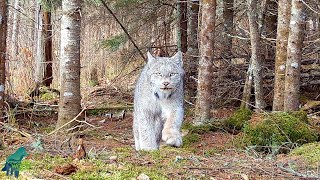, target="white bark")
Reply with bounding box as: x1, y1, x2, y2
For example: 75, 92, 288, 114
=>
11, 0, 19, 56
57, 0, 82, 129
34, 2, 45, 84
